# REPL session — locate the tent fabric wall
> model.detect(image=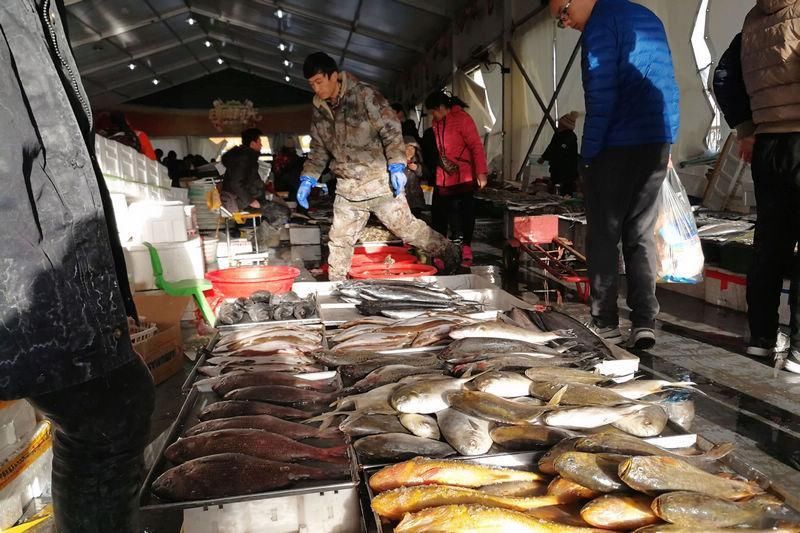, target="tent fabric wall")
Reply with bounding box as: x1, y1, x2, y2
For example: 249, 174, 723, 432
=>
480, 49, 505, 172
